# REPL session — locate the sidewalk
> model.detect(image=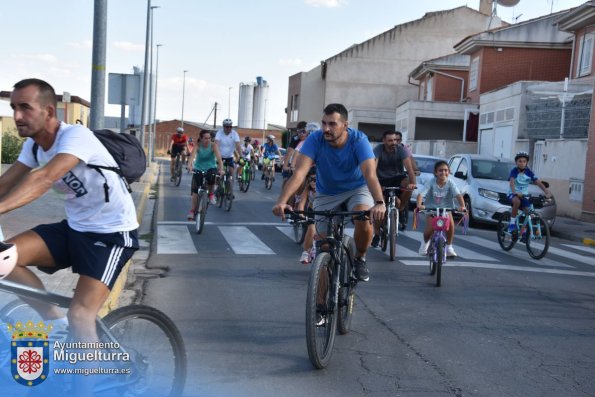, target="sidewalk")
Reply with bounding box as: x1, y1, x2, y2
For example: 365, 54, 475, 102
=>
549, 215, 595, 246
0, 162, 160, 314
